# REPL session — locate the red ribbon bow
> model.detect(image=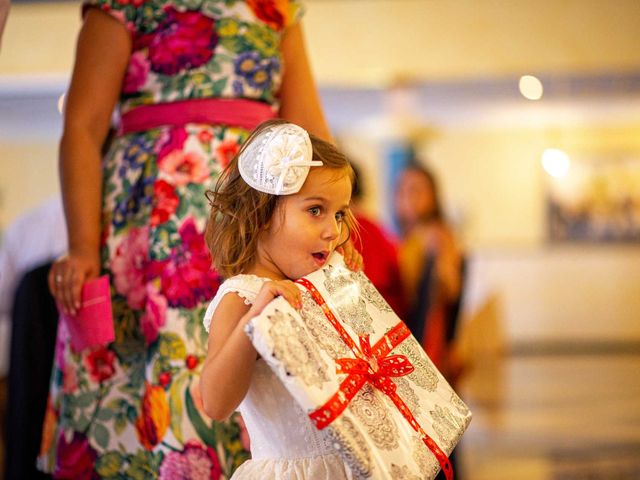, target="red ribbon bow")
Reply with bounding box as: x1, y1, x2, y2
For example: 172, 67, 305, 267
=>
335, 334, 415, 396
